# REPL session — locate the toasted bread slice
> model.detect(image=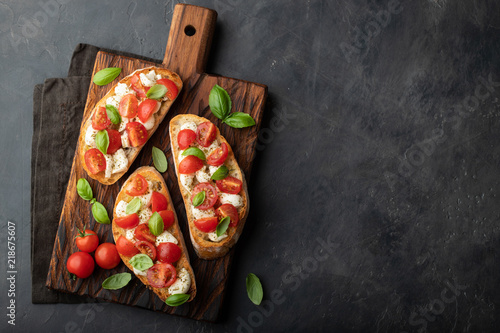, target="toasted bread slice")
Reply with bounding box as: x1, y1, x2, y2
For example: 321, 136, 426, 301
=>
112, 166, 196, 302
169, 114, 249, 260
